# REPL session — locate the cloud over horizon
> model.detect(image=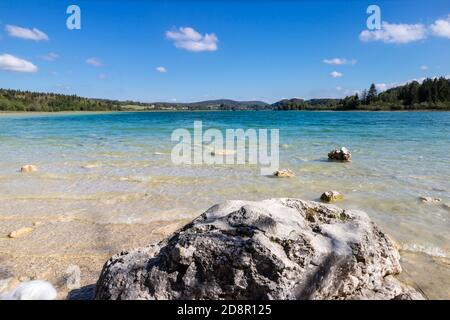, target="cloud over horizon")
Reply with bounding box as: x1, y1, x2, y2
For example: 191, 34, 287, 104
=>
430, 15, 450, 39
41, 52, 59, 61
323, 58, 357, 65
360, 15, 450, 44
359, 21, 427, 44
330, 71, 343, 78
5, 25, 49, 41
86, 57, 103, 67
0, 53, 38, 72
166, 27, 218, 52
156, 66, 167, 73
